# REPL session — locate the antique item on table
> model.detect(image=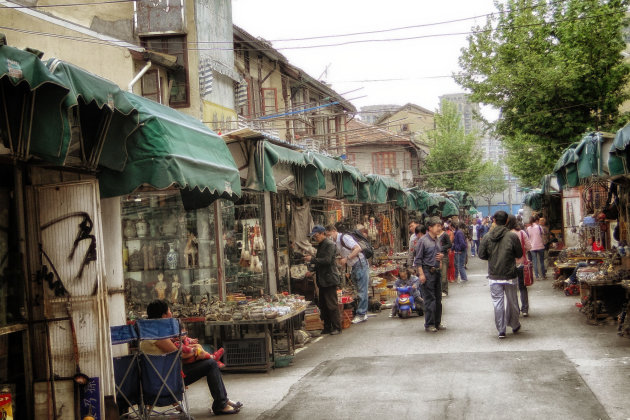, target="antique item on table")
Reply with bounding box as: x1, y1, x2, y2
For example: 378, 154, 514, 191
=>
136, 214, 149, 238
166, 243, 178, 270
155, 272, 167, 299
290, 264, 308, 279
123, 220, 137, 238
146, 243, 156, 270
184, 232, 198, 268
171, 274, 181, 304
